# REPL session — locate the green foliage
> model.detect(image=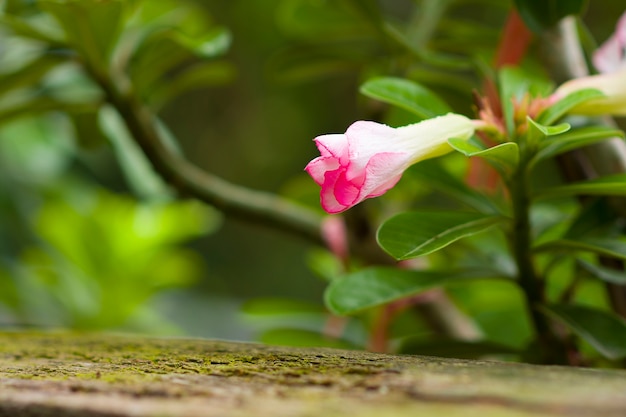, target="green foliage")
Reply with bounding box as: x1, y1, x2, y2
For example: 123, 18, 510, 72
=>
448, 139, 519, 175
377, 211, 506, 260
542, 304, 626, 360
535, 174, 626, 199
531, 126, 625, 166
2, 190, 218, 330
1, 0, 625, 368
325, 267, 506, 315
41, 0, 126, 70
360, 77, 452, 120
537, 89, 605, 125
